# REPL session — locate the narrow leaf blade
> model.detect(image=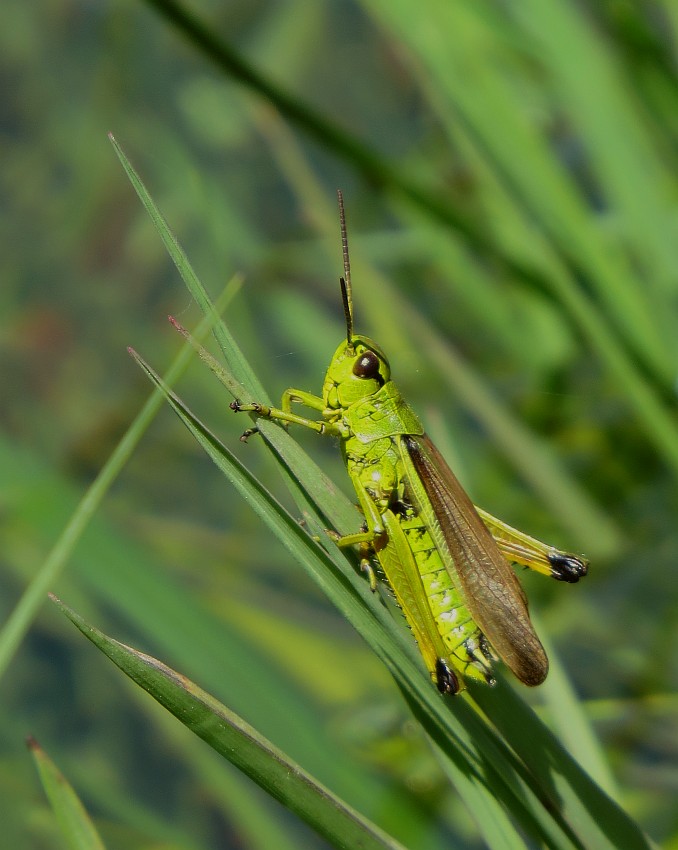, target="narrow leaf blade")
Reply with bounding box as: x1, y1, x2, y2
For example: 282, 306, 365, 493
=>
50, 595, 406, 850
28, 737, 107, 850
